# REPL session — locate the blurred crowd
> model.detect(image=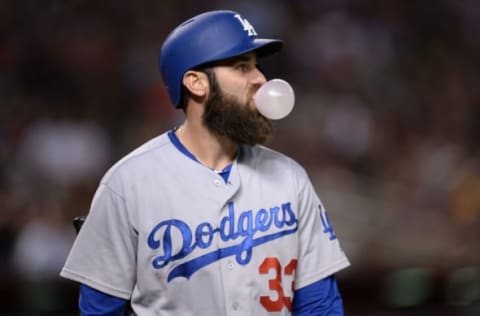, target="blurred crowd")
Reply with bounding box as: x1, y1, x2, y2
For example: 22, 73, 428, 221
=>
1, 0, 479, 314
